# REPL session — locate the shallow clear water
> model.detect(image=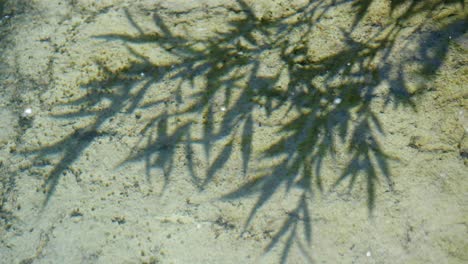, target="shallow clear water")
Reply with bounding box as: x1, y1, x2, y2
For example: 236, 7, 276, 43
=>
0, 1, 466, 263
